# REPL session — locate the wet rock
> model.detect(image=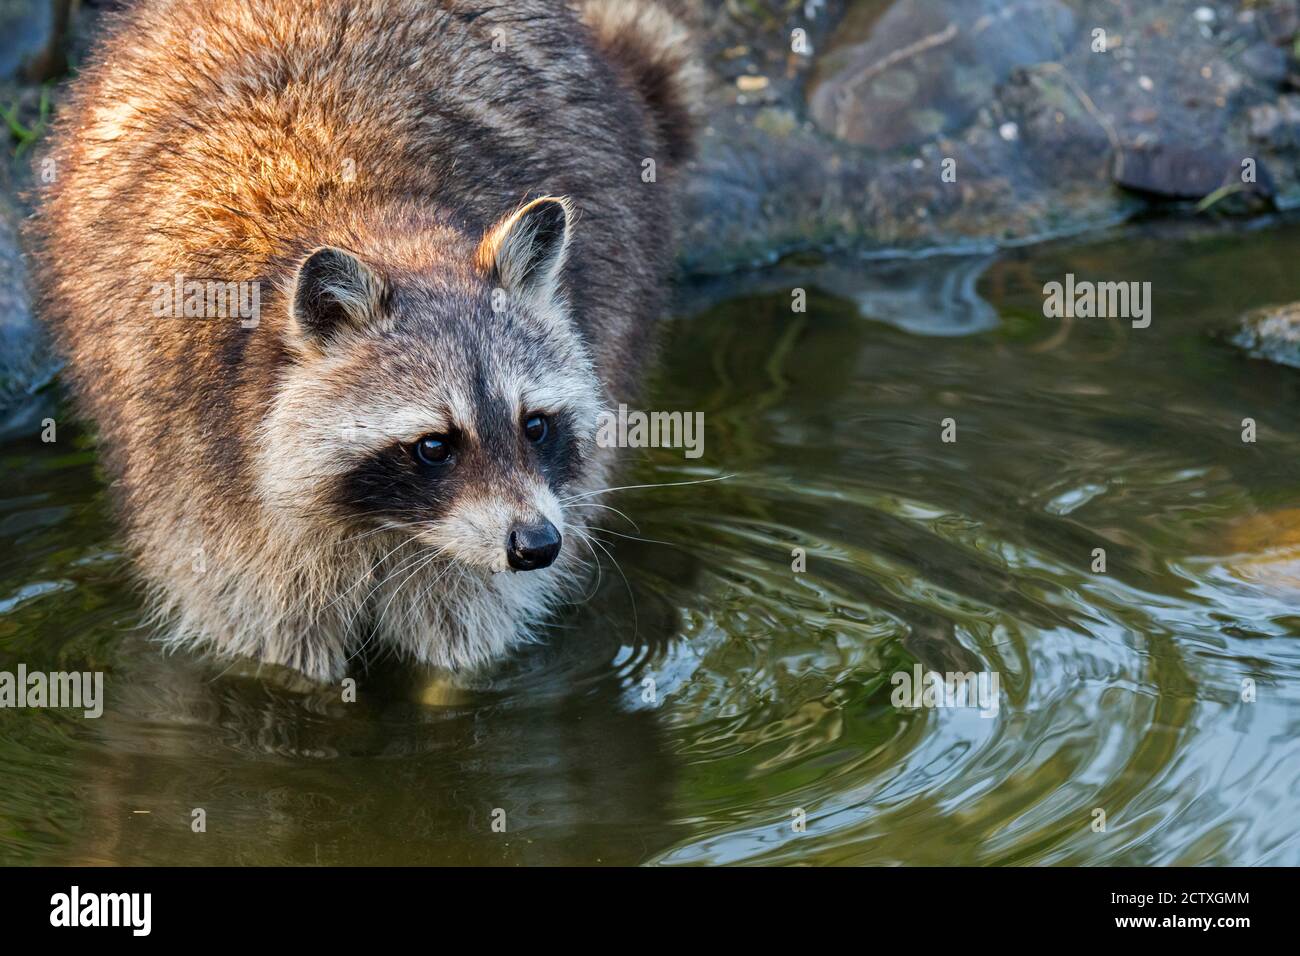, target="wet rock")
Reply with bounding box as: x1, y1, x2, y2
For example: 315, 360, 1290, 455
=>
1216, 508, 1300, 596
1233, 302, 1300, 368
1112, 144, 1274, 203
